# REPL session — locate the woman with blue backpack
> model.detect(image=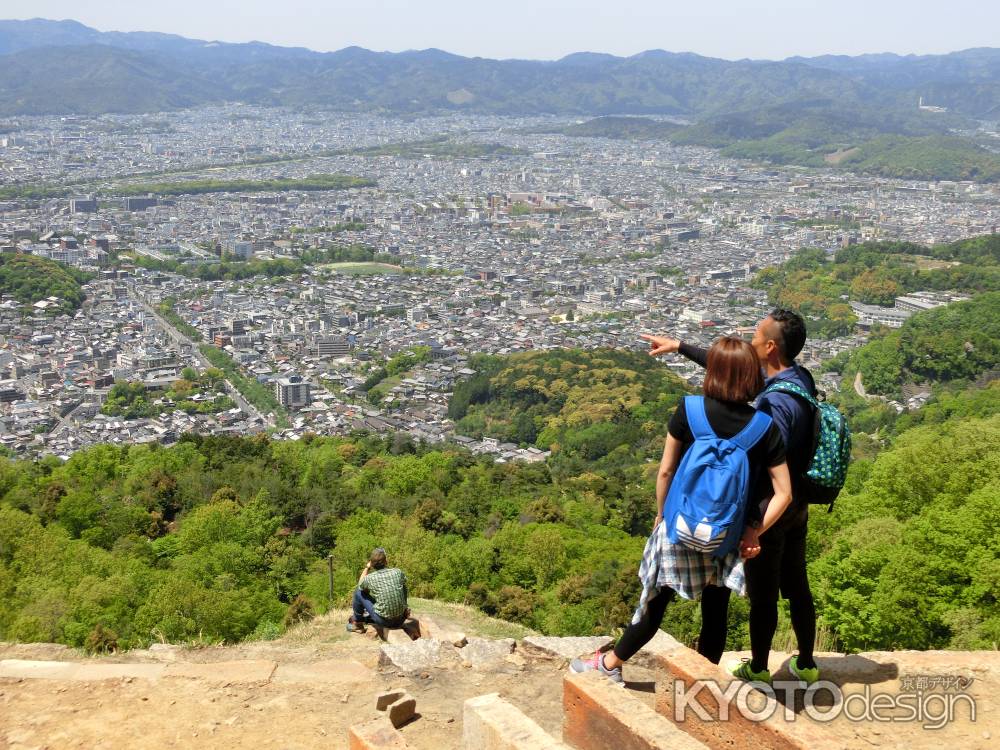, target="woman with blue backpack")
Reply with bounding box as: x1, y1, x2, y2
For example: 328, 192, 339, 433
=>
571, 336, 793, 685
